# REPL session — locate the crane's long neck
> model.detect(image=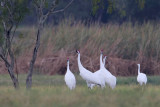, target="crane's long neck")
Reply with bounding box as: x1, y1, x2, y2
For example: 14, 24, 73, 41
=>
77, 54, 83, 69
67, 61, 70, 71
138, 65, 140, 74
103, 57, 106, 67
100, 53, 104, 69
